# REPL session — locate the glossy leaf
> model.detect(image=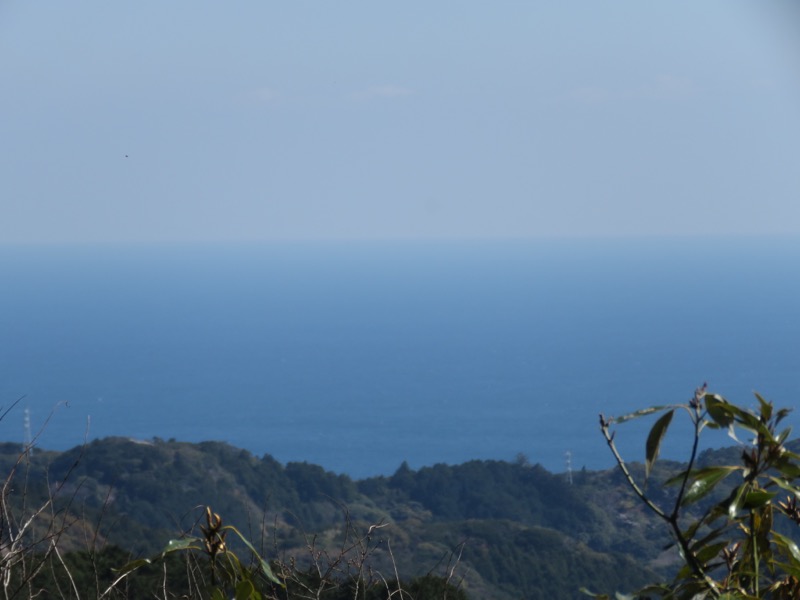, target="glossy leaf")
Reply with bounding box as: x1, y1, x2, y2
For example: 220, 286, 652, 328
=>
680, 467, 738, 506
743, 488, 777, 509
705, 394, 735, 428
663, 468, 690, 487
645, 409, 674, 480
162, 537, 202, 555
729, 483, 750, 519
773, 531, 800, 563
